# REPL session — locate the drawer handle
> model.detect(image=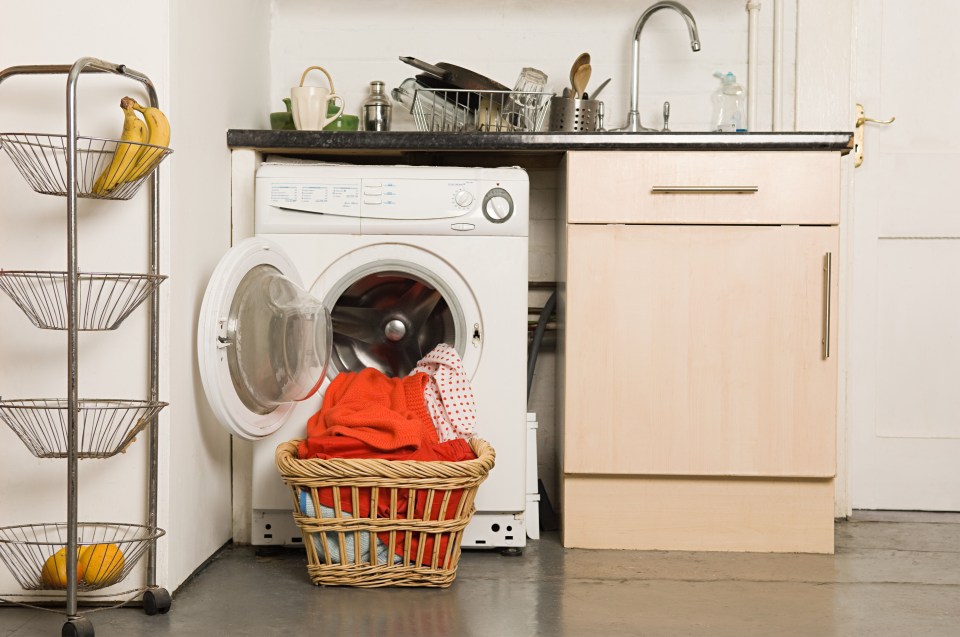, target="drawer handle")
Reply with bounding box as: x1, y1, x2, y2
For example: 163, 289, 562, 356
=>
650, 186, 760, 194
822, 252, 832, 359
